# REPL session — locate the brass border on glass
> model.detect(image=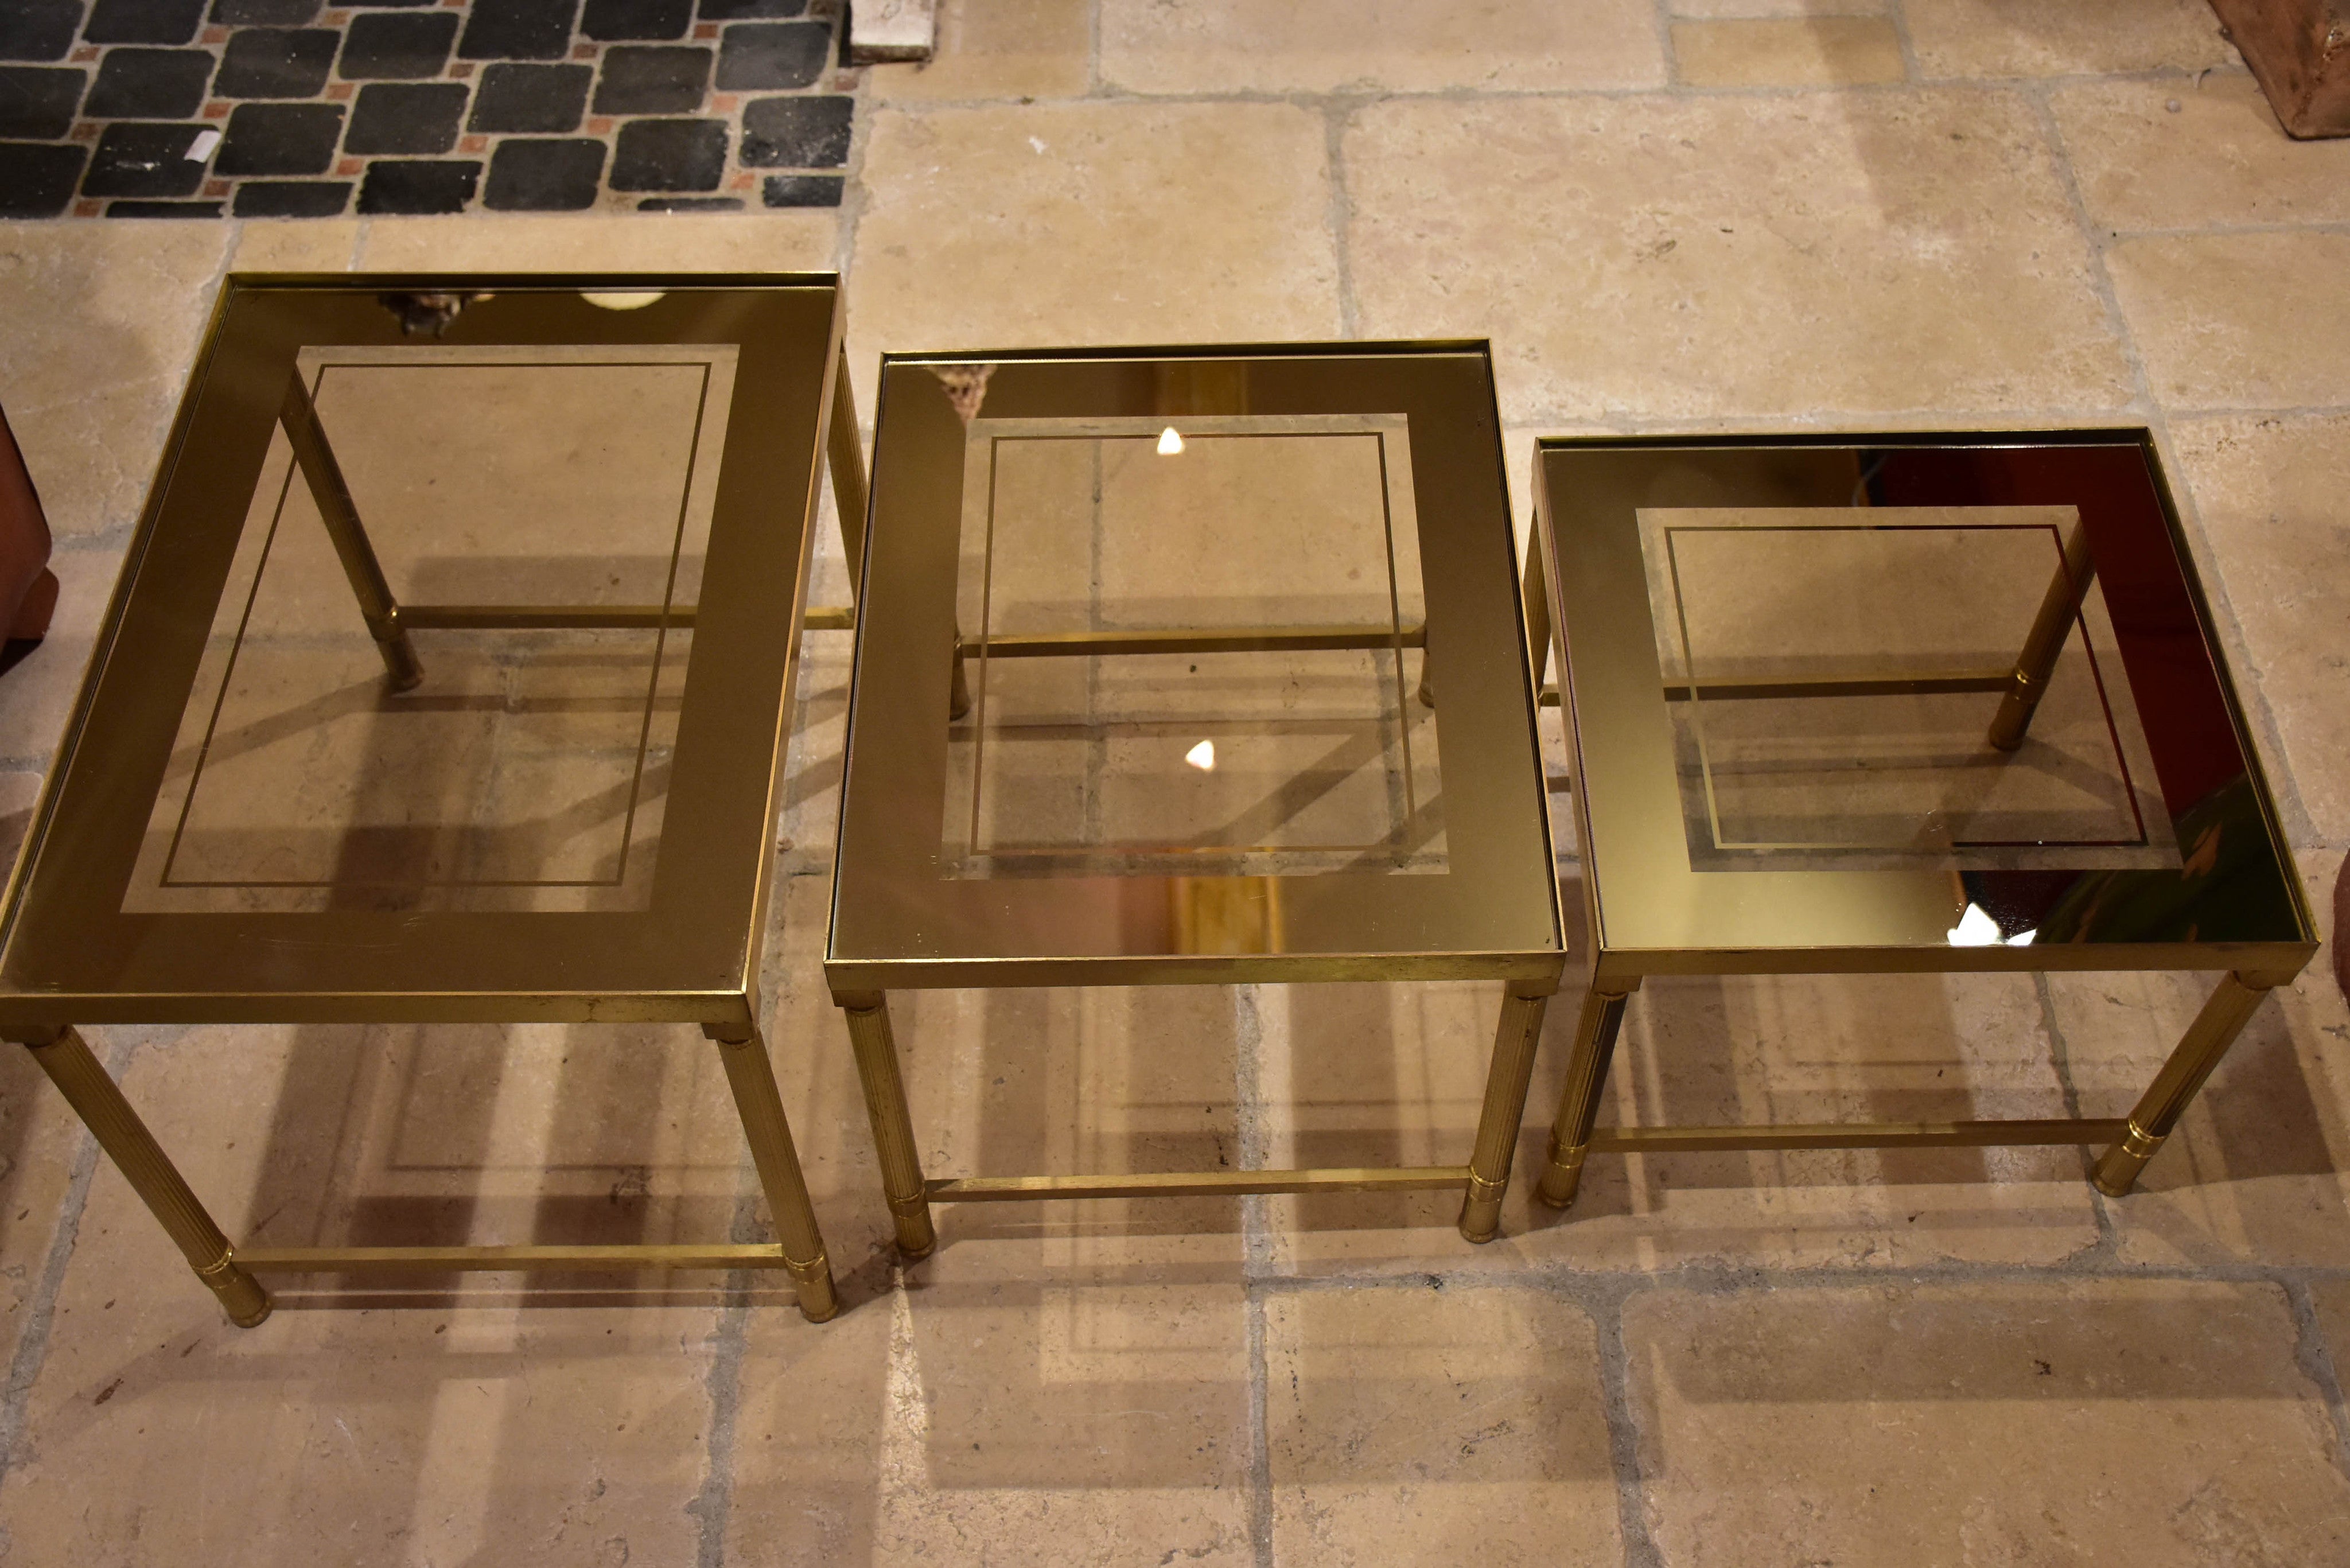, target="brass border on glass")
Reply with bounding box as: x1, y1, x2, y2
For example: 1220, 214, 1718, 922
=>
1524, 430, 2318, 1210
825, 342, 1566, 1247
0, 274, 874, 1324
